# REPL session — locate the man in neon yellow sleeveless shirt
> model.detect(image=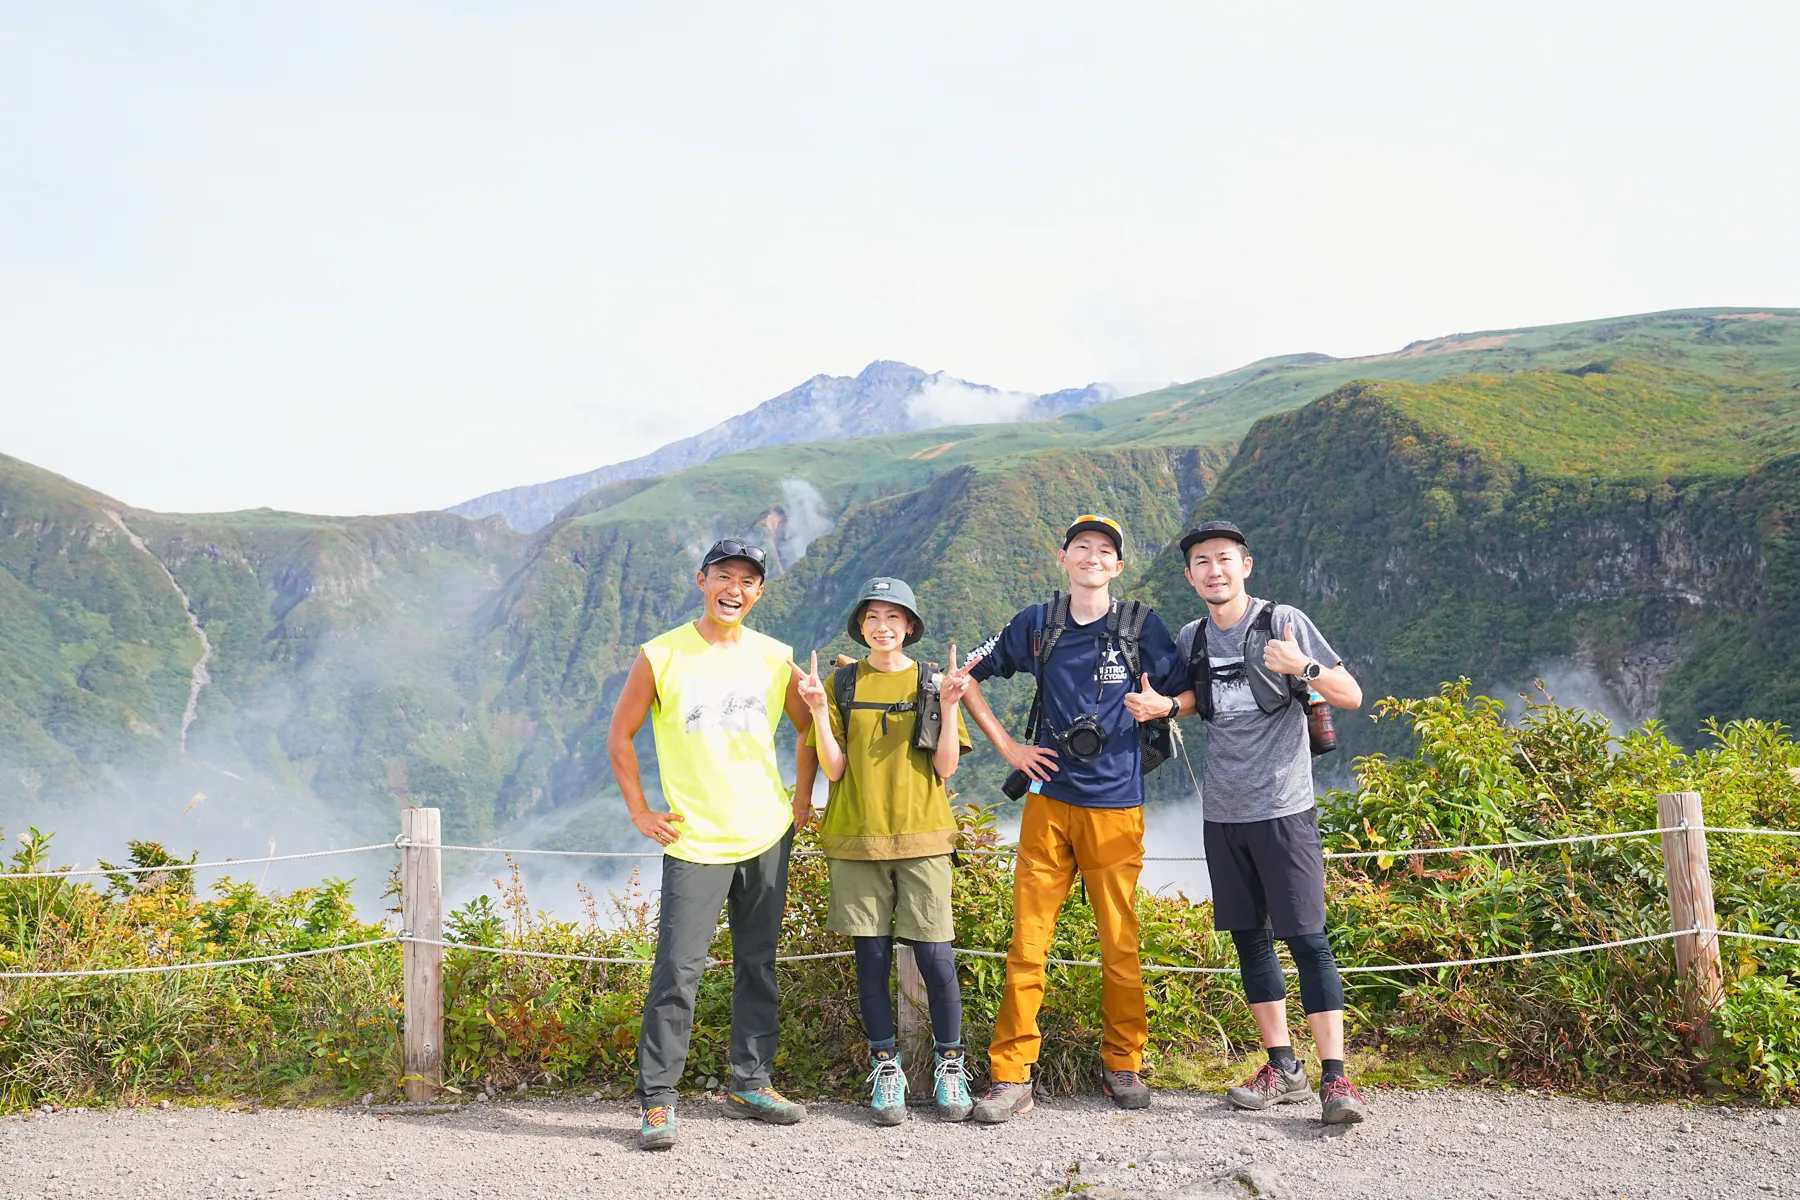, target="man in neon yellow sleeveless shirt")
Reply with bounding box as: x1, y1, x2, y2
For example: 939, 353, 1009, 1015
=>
606, 538, 814, 1151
